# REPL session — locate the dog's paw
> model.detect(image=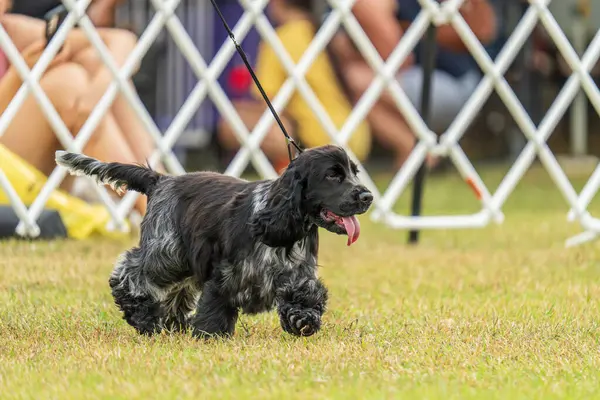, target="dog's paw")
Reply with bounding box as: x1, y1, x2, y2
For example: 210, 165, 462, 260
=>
280, 307, 321, 337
